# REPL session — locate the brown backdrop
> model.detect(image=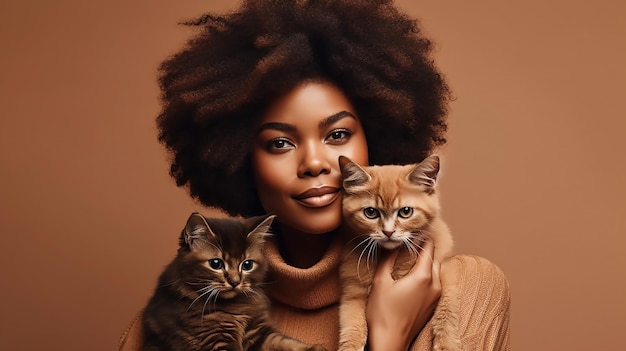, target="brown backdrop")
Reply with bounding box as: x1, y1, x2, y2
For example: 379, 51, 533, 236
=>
1, 1, 624, 350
